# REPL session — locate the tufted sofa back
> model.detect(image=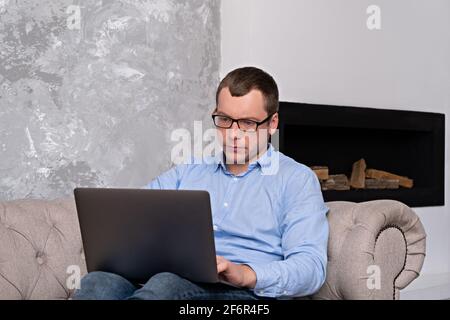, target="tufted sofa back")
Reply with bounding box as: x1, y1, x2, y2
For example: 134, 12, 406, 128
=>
0, 198, 86, 299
